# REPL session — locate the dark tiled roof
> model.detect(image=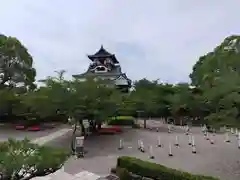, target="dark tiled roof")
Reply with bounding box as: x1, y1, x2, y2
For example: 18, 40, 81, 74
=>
87, 45, 119, 63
